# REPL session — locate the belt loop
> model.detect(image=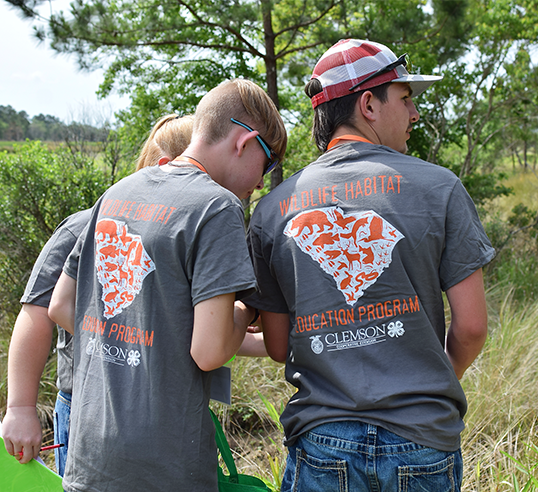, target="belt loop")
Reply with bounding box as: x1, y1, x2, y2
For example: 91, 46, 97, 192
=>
366, 423, 377, 449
